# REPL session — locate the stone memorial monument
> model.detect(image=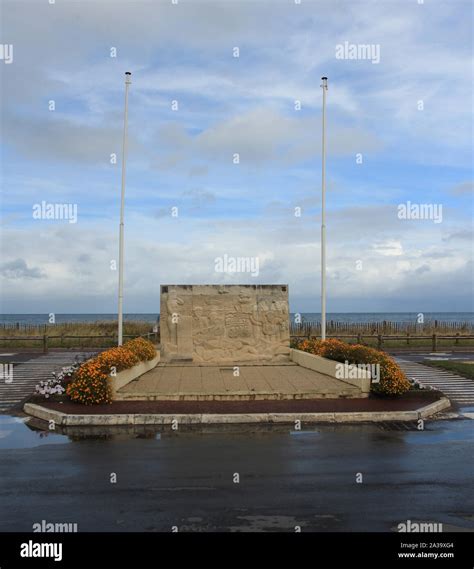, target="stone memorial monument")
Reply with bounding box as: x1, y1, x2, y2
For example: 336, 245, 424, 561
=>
160, 284, 290, 363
